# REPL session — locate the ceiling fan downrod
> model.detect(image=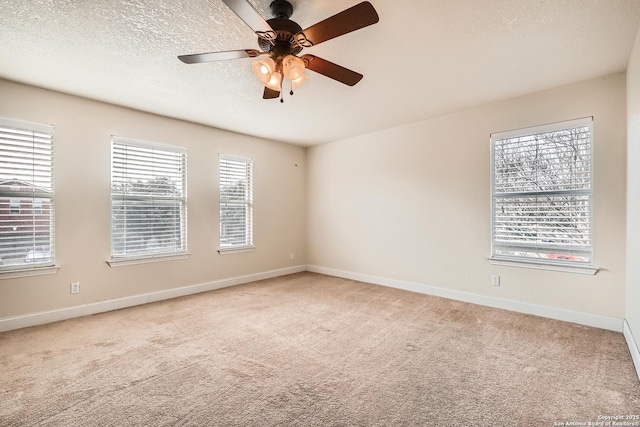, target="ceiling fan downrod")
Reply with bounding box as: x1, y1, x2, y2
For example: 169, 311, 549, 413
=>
270, 0, 293, 19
